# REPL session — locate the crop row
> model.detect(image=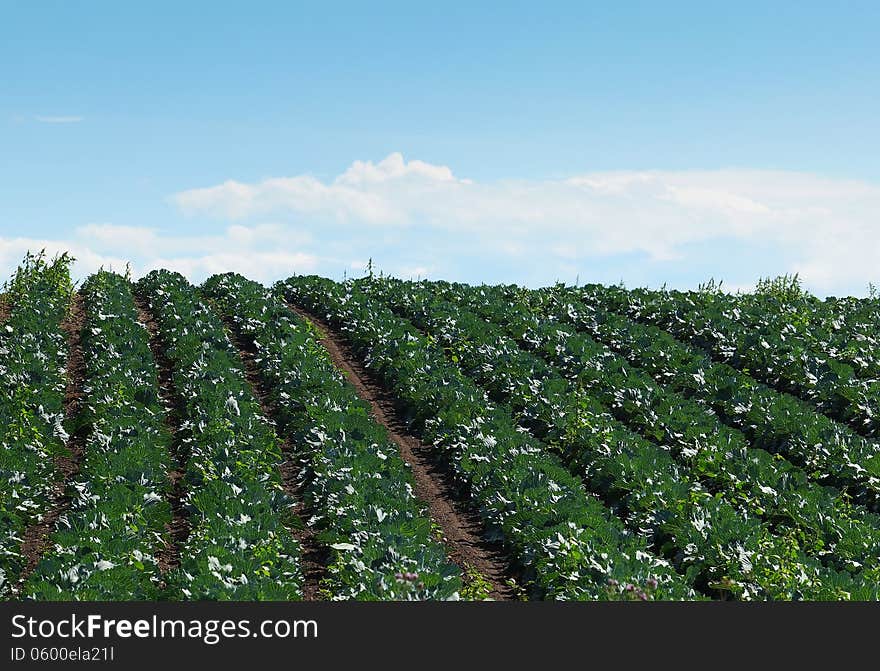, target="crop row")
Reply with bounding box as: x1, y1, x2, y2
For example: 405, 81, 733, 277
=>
202, 273, 461, 600
136, 270, 303, 599
708, 288, 880, 388
528, 286, 880, 512
24, 271, 174, 599
0, 253, 73, 596
585, 285, 880, 437
805, 295, 879, 376
365, 278, 873, 599
281, 275, 697, 600
421, 280, 880, 577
